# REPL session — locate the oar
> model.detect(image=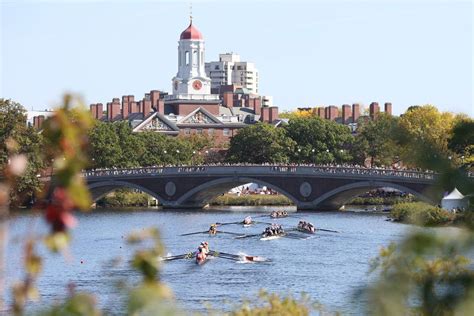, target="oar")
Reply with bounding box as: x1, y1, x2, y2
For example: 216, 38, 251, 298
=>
317, 228, 339, 233
160, 252, 194, 261
235, 233, 262, 239
180, 231, 208, 236
254, 221, 272, 225
283, 233, 309, 240
209, 250, 267, 262
215, 221, 242, 226
218, 230, 247, 237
